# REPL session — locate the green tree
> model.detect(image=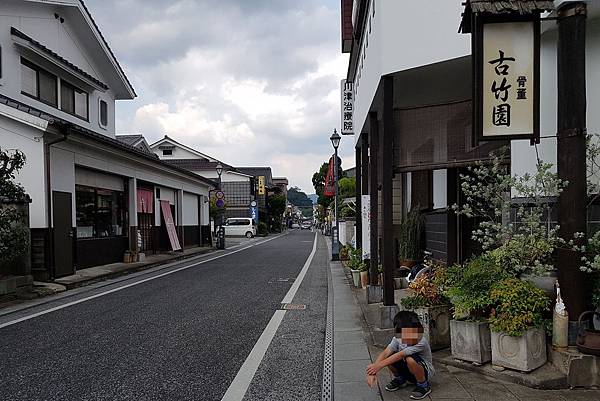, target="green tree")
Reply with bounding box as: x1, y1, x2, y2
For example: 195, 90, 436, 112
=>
312, 157, 344, 210
267, 194, 286, 232
0, 147, 29, 266
288, 186, 313, 207
338, 177, 356, 199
